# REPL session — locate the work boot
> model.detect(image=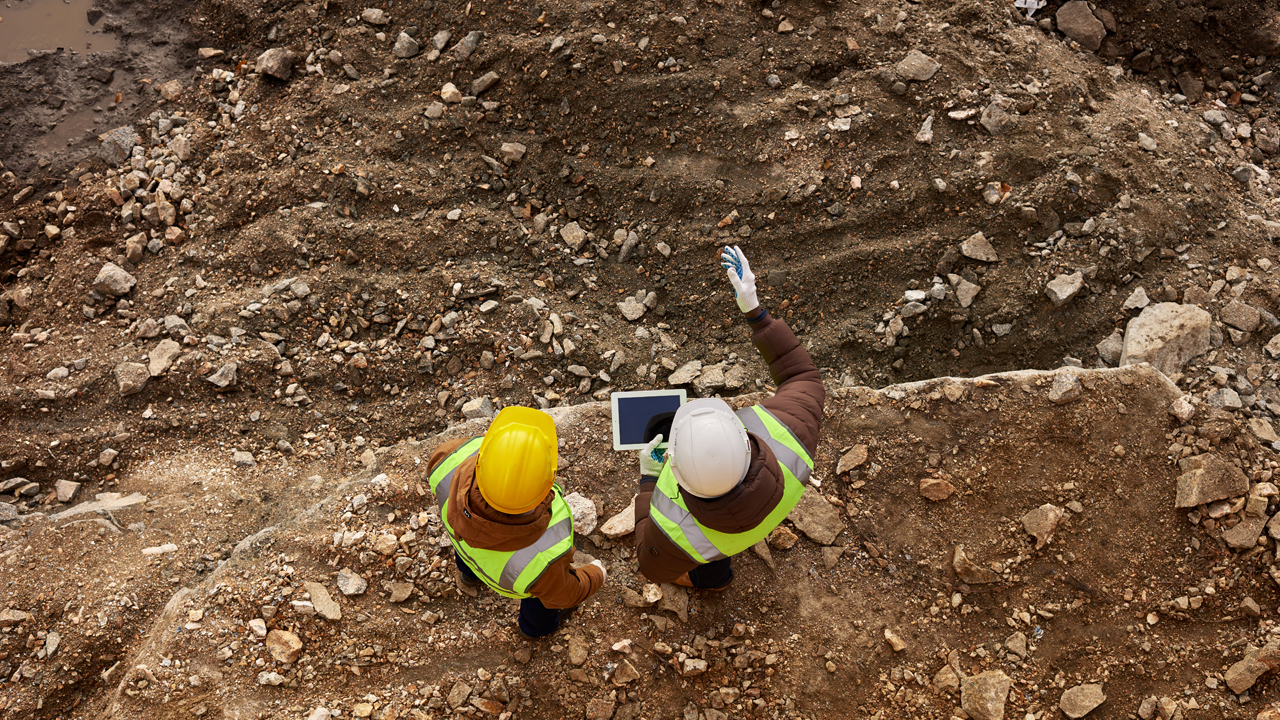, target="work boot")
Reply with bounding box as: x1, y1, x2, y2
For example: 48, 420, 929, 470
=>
674, 572, 731, 591
455, 567, 480, 597
518, 606, 576, 640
